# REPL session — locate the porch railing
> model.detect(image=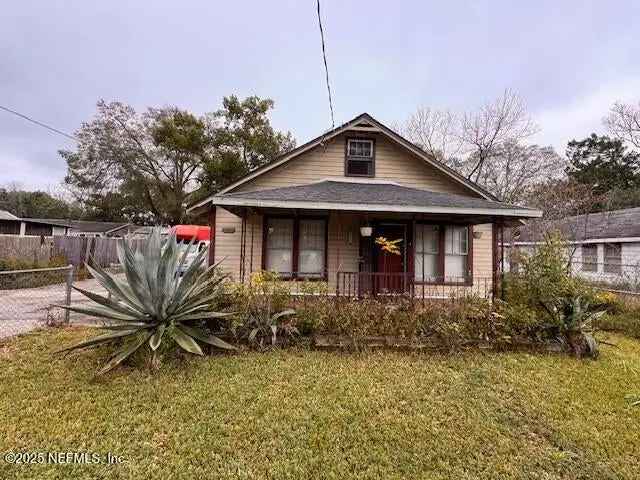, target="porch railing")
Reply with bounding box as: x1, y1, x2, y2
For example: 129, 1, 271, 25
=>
335, 271, 494, 299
